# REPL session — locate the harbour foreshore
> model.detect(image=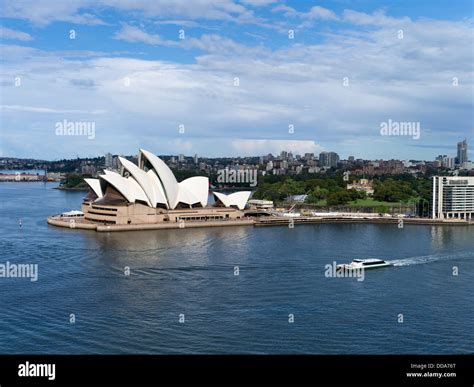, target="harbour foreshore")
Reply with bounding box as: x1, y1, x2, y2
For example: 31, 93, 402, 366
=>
254, 217, 472, 227
47, 216, 254, 232
47, 214, 472, 232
